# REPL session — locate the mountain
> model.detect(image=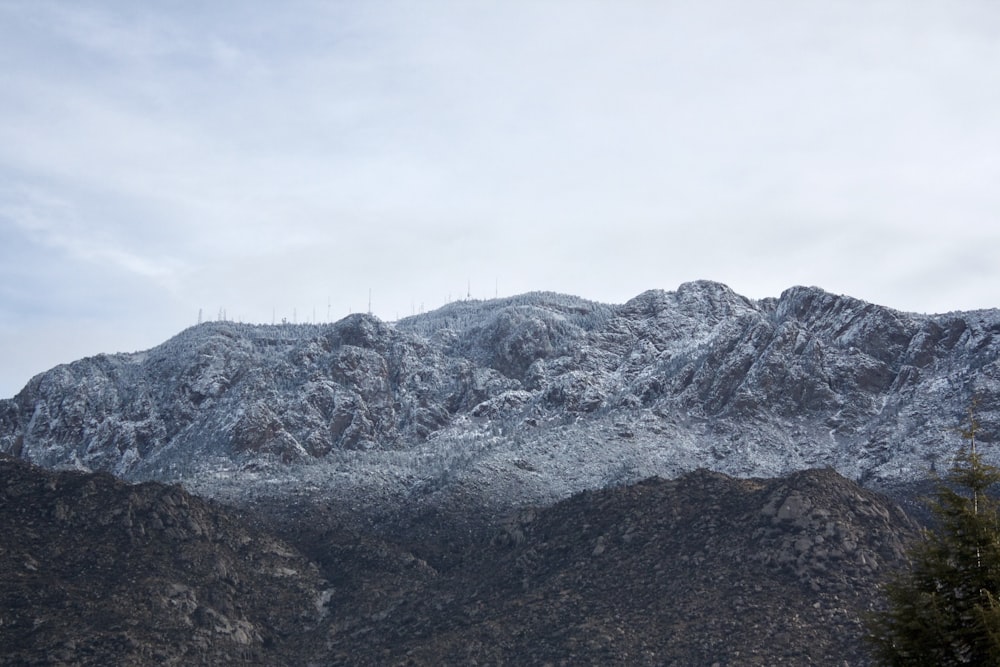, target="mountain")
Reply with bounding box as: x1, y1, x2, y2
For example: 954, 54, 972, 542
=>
2, 281, 997, 509
308, 467, 918, 665
4, 281, 988, 663
1, 454, 917, 666
0, 454, 328, 666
